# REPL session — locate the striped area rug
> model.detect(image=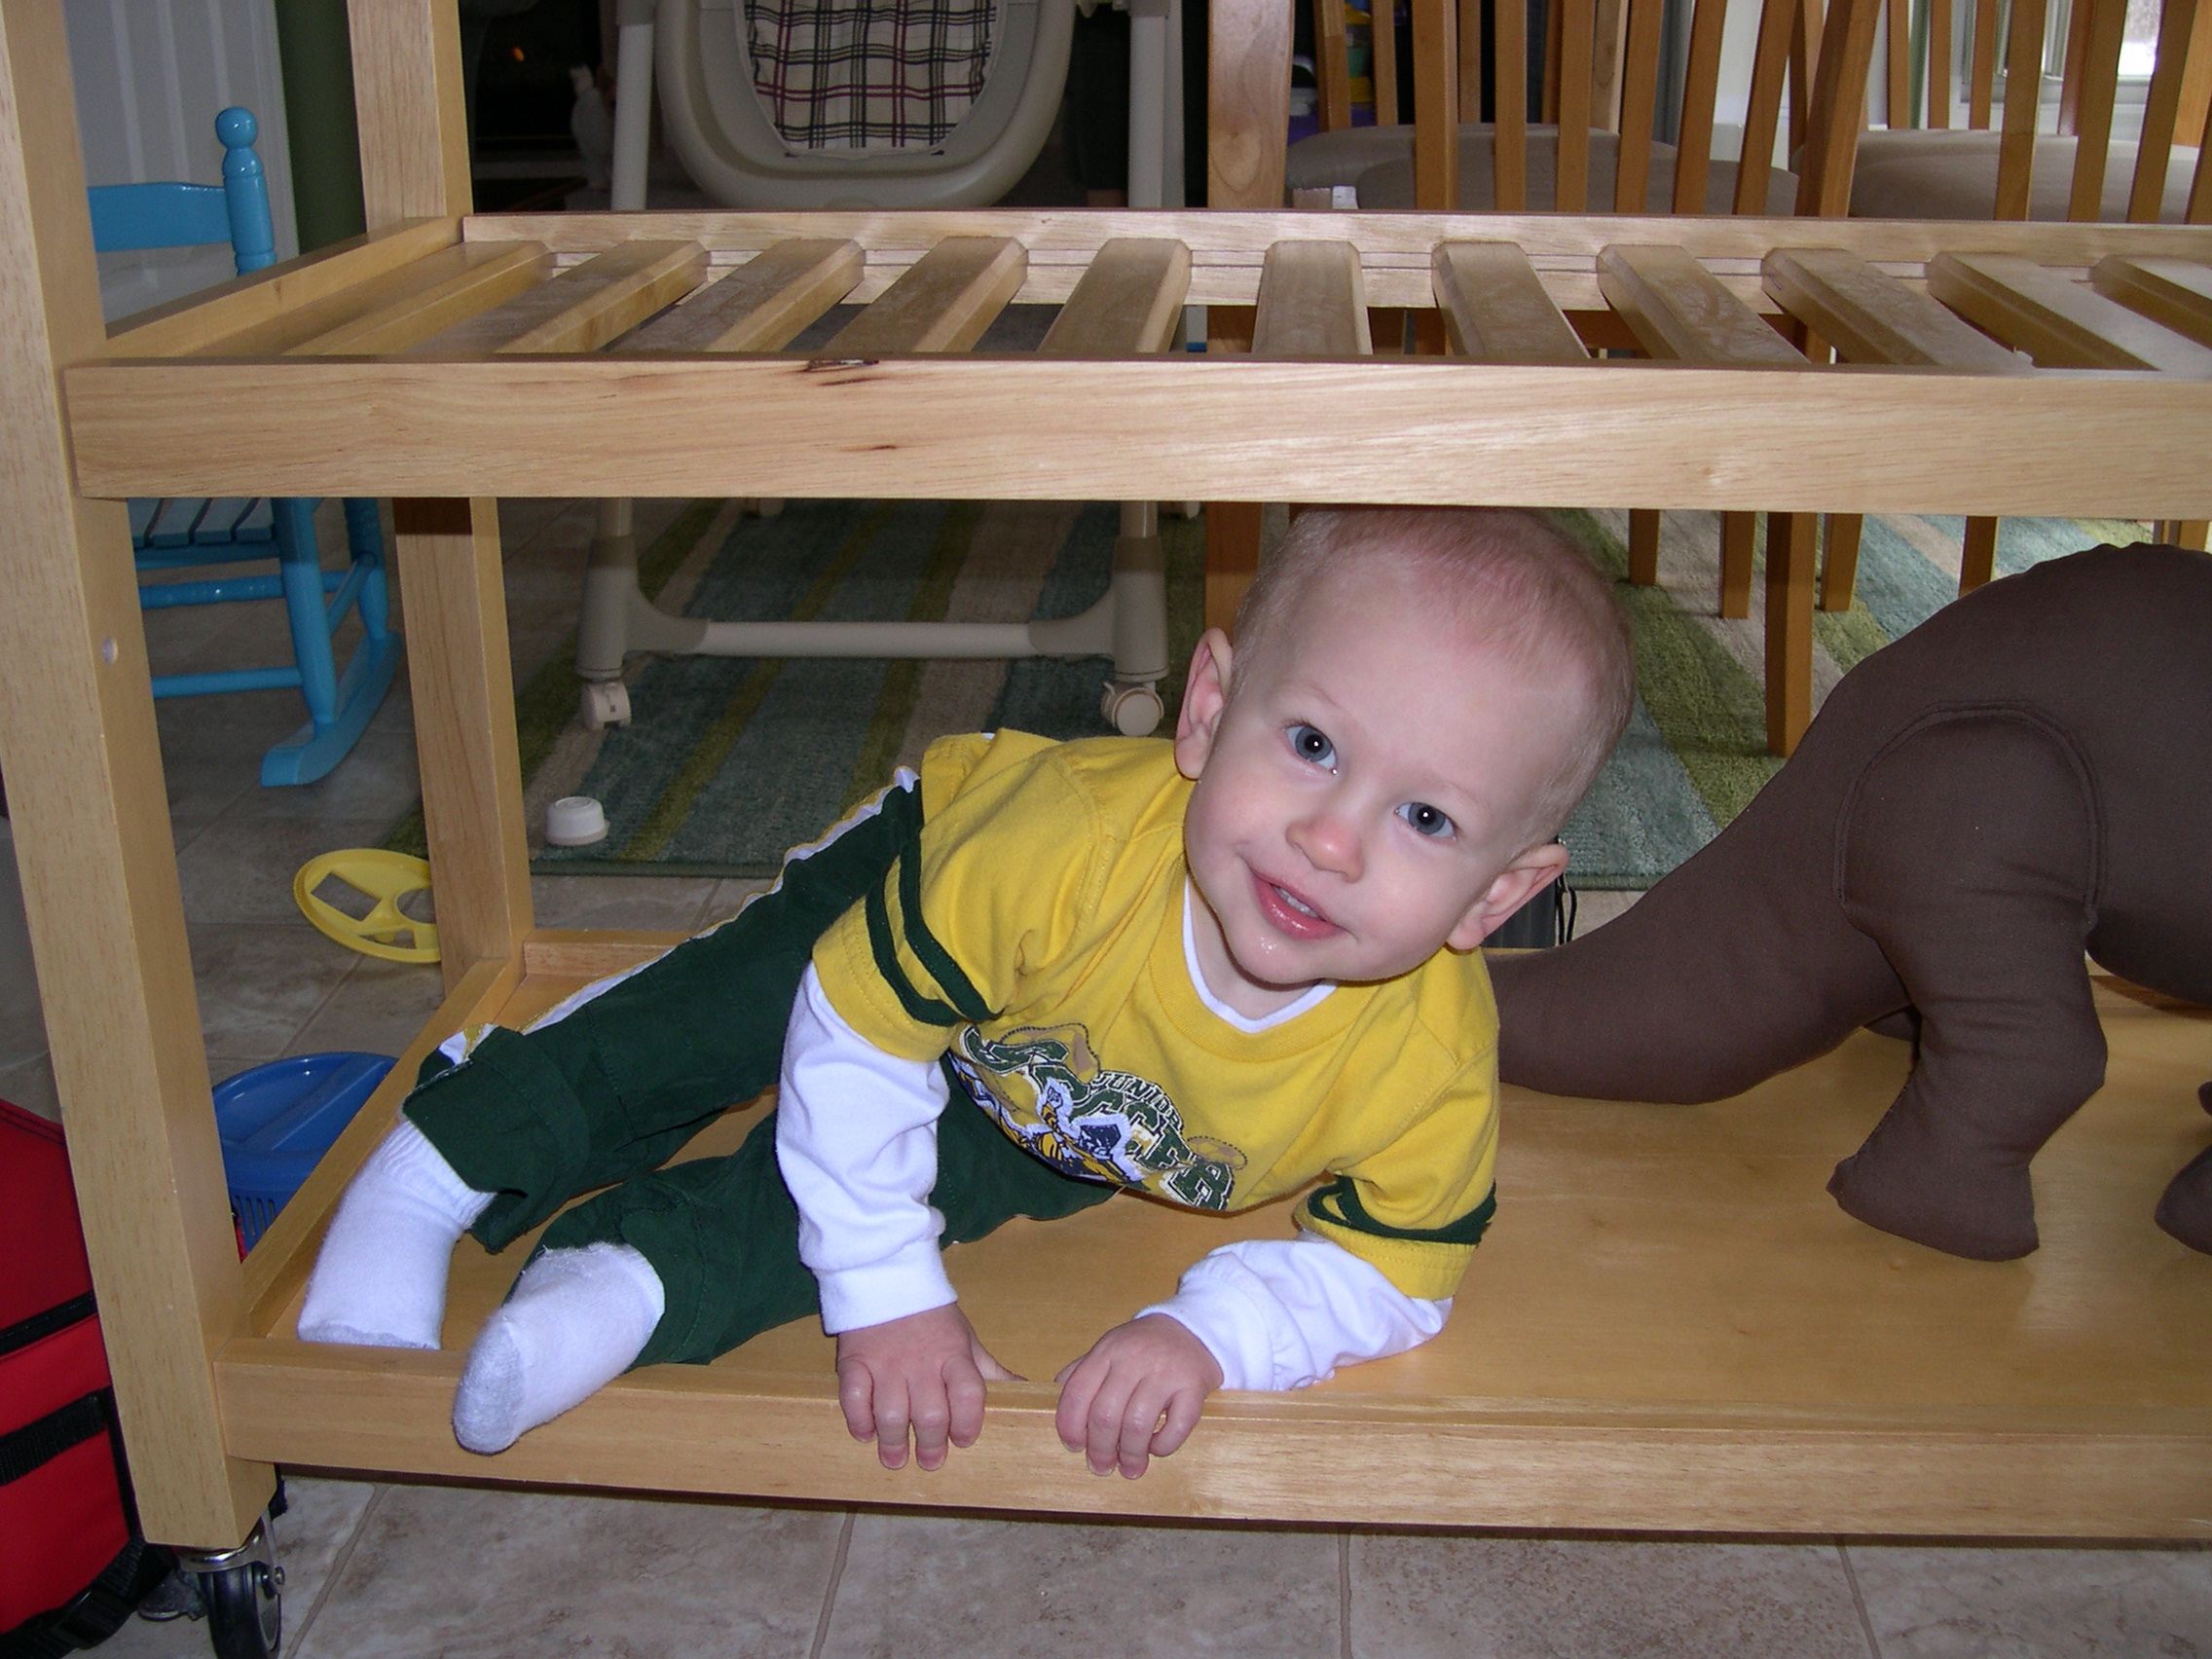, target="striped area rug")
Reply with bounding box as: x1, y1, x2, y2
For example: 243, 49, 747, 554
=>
386, 500, 2150, 887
